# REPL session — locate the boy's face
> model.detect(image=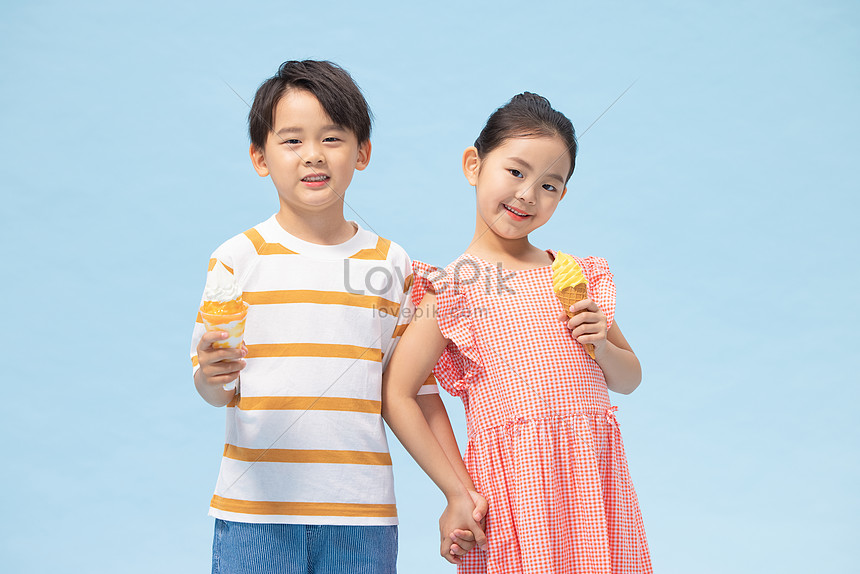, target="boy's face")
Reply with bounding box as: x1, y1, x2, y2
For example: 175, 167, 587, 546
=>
250, 89, 370, 219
